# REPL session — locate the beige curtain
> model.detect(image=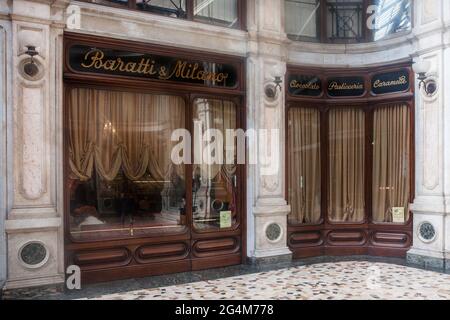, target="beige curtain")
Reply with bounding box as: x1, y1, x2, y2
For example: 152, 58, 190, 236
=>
288, 107, 321, 224
68, 87, 185, 182
372, 104, 410, 223
328, 108, 365, 223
